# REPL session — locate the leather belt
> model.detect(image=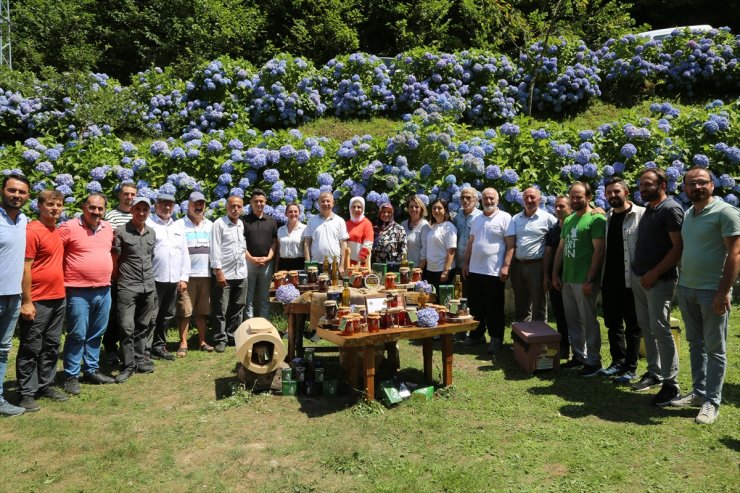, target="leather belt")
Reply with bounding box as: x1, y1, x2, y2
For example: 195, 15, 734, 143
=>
515, 258, 543, 265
